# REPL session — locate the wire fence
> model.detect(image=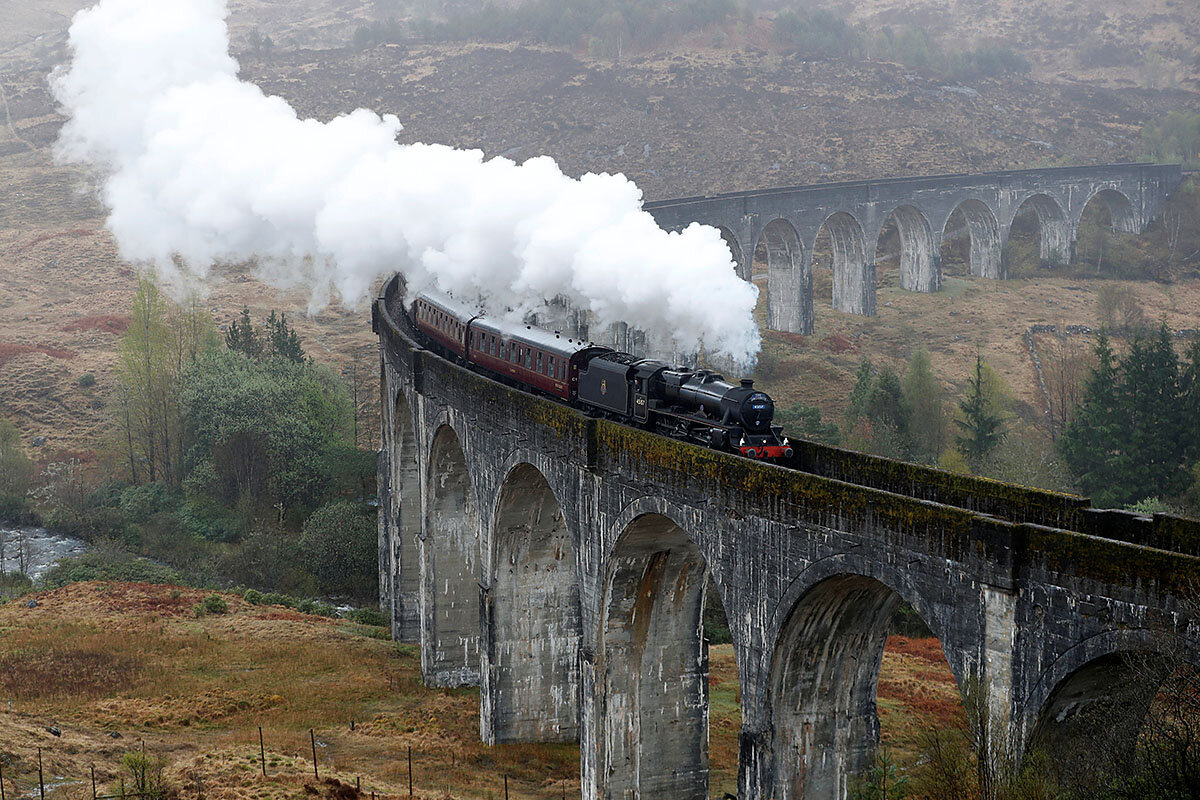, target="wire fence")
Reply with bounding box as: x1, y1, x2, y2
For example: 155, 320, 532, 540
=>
0, 728, 582, 800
